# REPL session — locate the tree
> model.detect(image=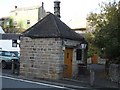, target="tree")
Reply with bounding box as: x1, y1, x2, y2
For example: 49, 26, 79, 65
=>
84, 32, 100, 58
87, 1, 120, 63
2, 18, 25, 33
